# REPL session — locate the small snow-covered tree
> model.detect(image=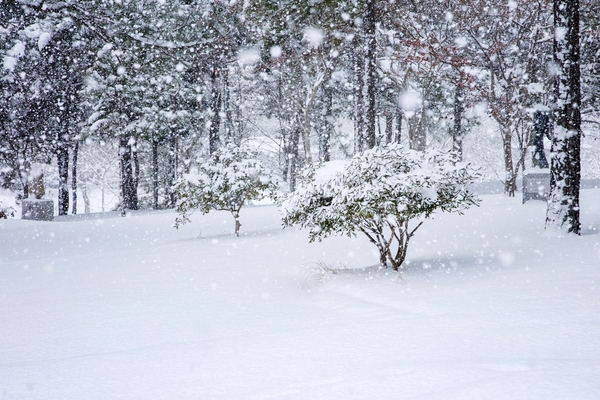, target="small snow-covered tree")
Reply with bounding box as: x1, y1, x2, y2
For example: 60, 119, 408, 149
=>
282, 144, 479, 271
175, 145, 279, 236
